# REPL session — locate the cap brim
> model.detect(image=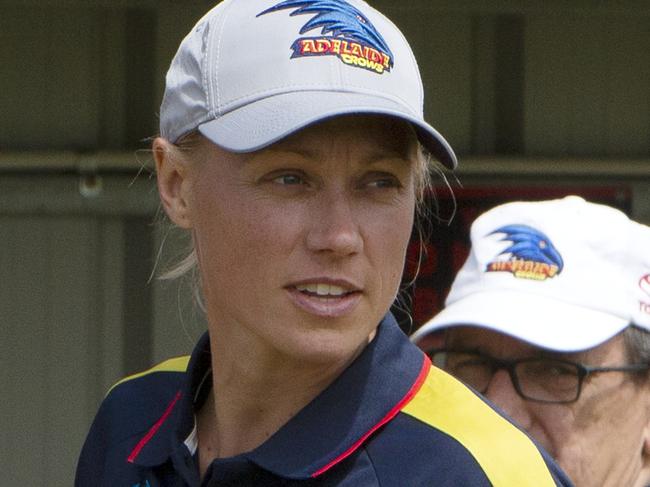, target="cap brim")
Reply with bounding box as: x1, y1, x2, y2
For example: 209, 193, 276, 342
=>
198, 91, 457, 169
411, 291, 630, 352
